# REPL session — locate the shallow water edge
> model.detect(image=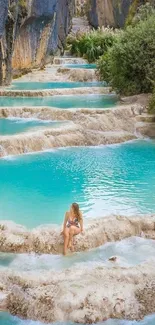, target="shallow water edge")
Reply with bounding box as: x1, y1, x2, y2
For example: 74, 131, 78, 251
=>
1, 312, 155, 325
